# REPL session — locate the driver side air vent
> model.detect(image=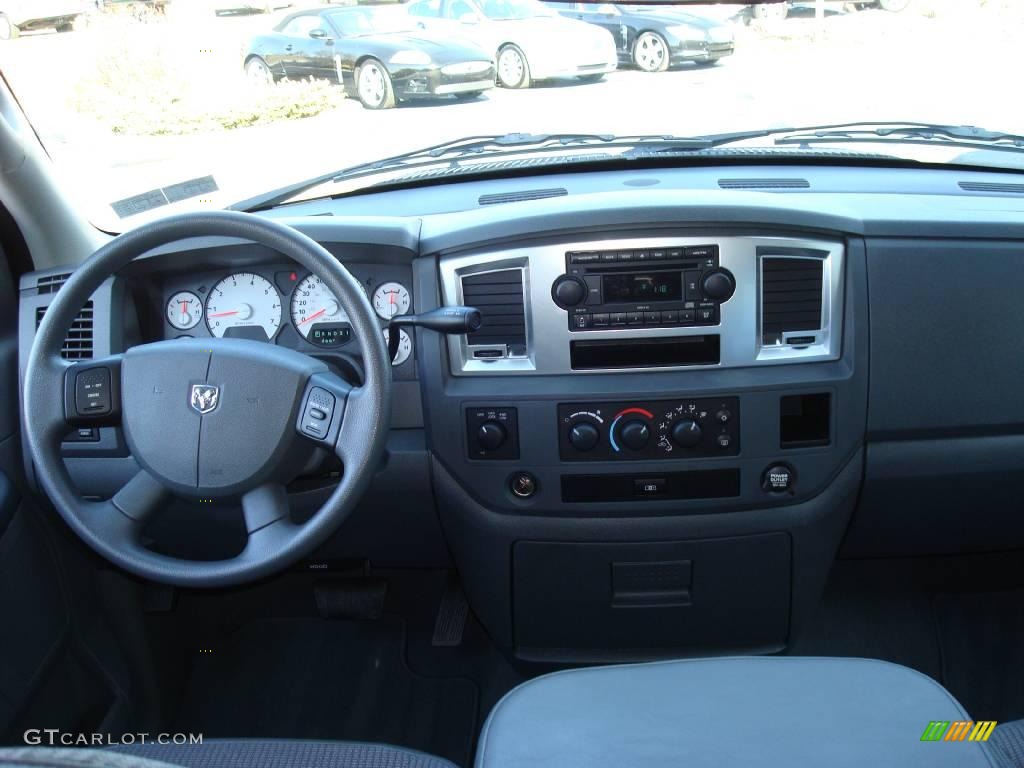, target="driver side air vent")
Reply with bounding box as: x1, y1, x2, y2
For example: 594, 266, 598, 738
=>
478, 188, 568, 206
718, 178, 810, 190
36, 273, 72, 294
761, 257, 824, 346
35, 303, 95, 360
461, 269, 527, 352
